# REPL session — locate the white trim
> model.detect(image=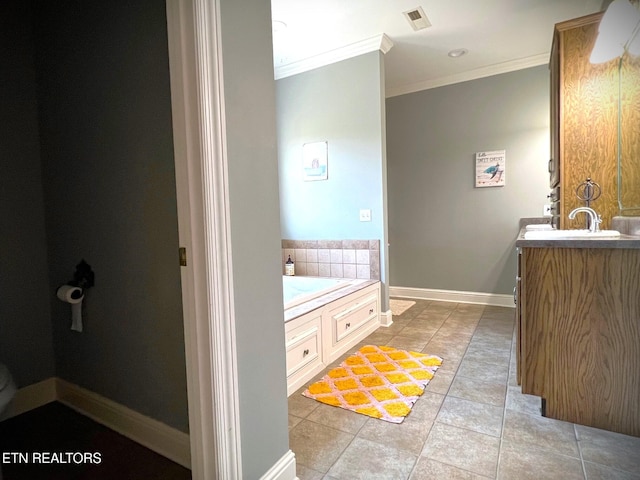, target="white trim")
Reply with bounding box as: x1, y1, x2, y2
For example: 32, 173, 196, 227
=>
259, 450, 297, 480
389, 286, 515, 308
380, 309, 393, 327
386, 53, 549, 98
275, 33, 394, 80
56, 379, 191, 469
2, 378, 56, 421
166, 1, 242, 479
